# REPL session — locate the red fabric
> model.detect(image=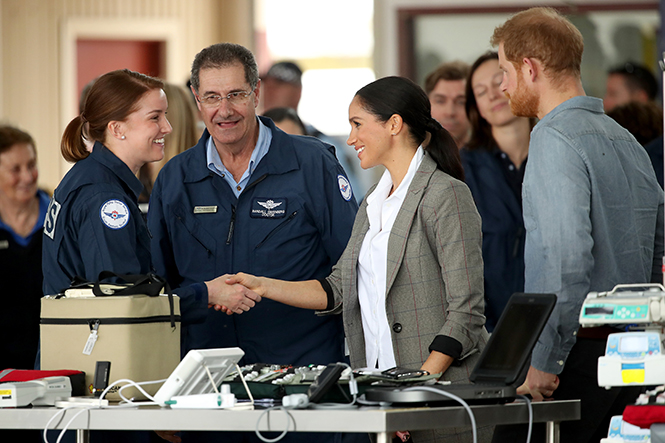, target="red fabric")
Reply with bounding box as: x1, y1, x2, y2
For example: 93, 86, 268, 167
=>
0, 369, 83, 382
623, 405, 665, 429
